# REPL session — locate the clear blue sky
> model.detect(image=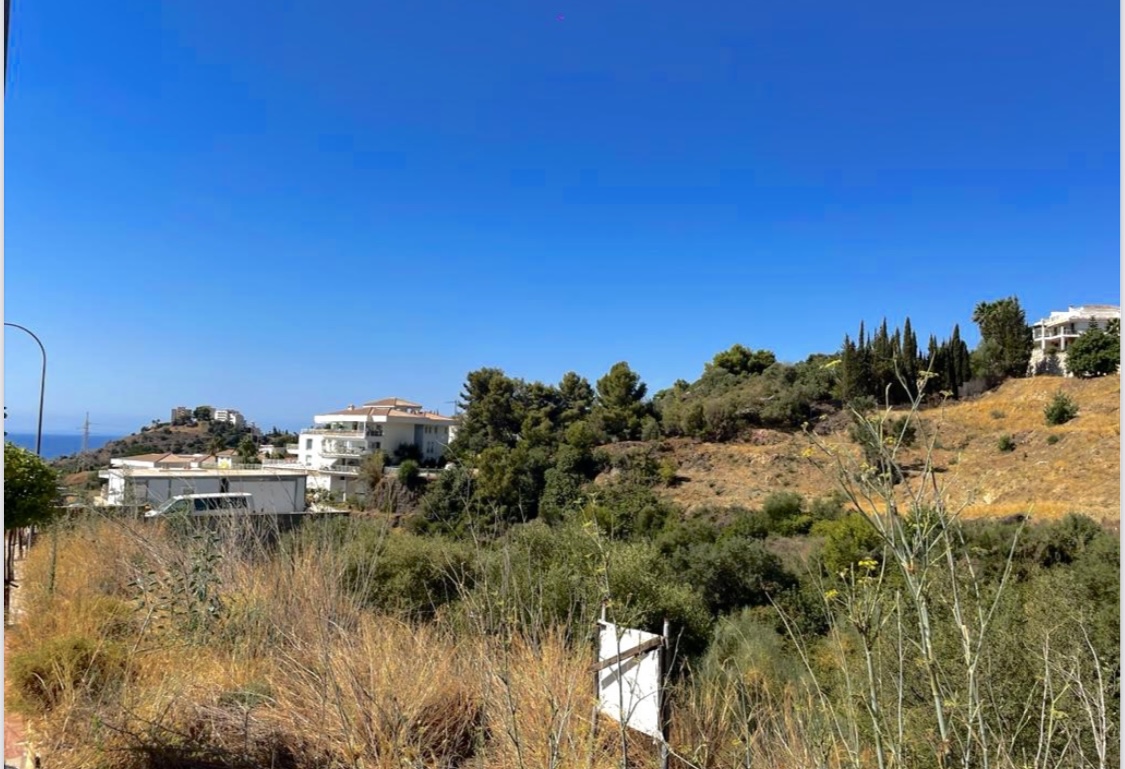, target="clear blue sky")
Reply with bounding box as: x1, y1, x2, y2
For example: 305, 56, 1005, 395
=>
4, 0, 1119, 434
